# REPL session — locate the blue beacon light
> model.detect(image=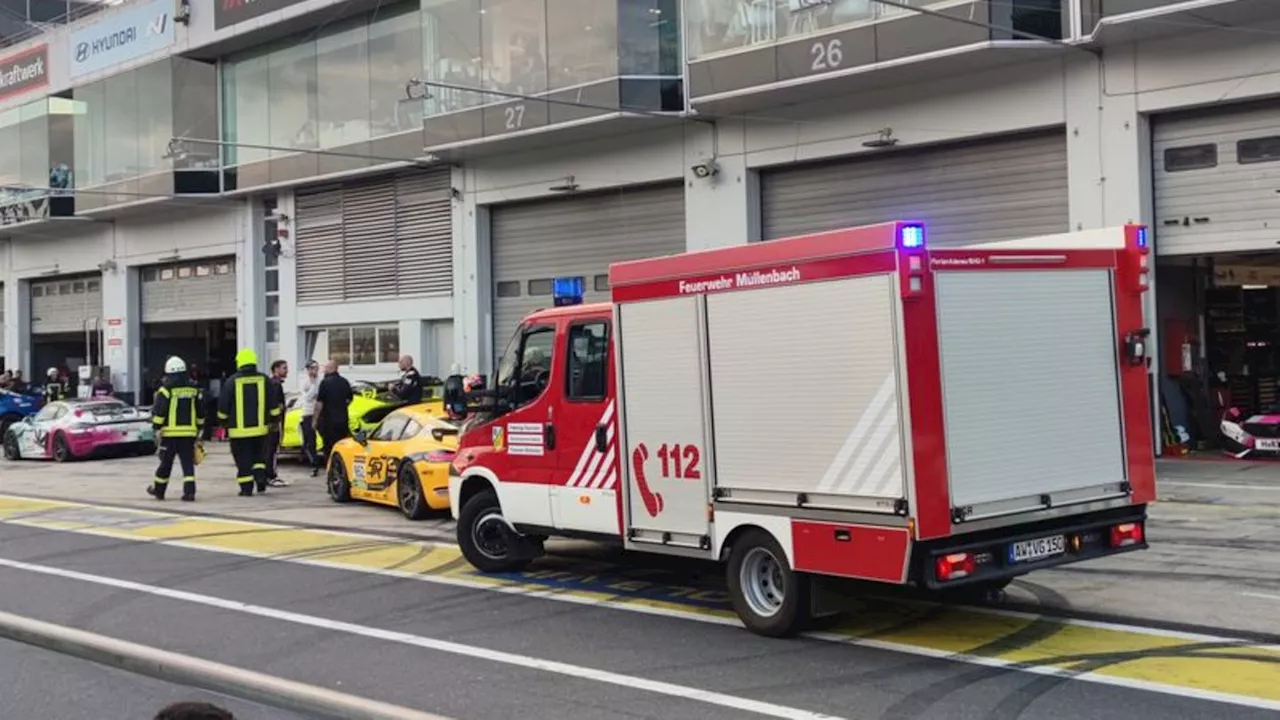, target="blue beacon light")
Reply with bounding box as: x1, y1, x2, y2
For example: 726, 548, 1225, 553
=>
1135, 226, 1149, 249
552, 276, 586, 307
898, 224, 926, 249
